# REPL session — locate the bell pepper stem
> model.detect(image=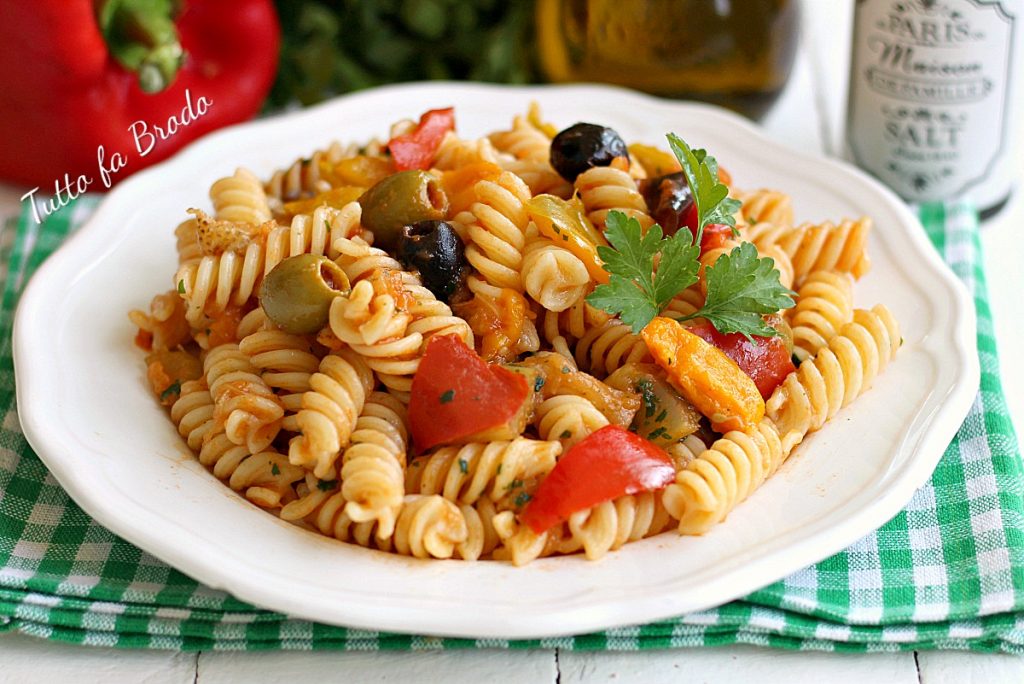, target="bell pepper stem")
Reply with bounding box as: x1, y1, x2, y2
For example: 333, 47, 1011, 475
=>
98, 0, 184, 93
